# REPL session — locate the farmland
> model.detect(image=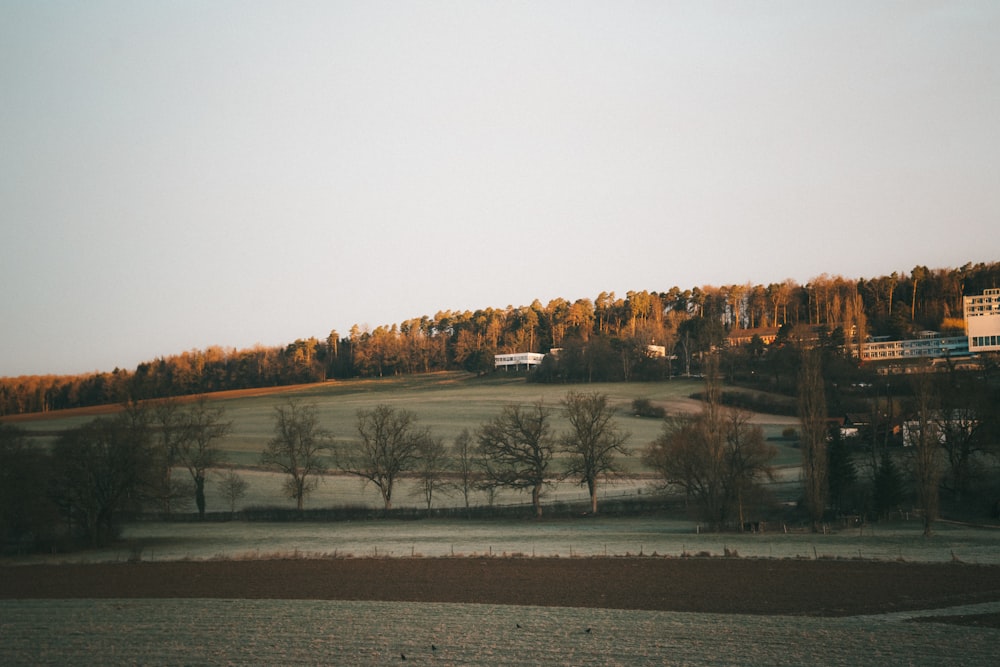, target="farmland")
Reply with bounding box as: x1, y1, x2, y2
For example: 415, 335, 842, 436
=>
4, 558, 1000, 666
4, 597, 997, 666
8, 371, 1000, 566
7, 373, 1000, 665
12, 372, 802, 510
